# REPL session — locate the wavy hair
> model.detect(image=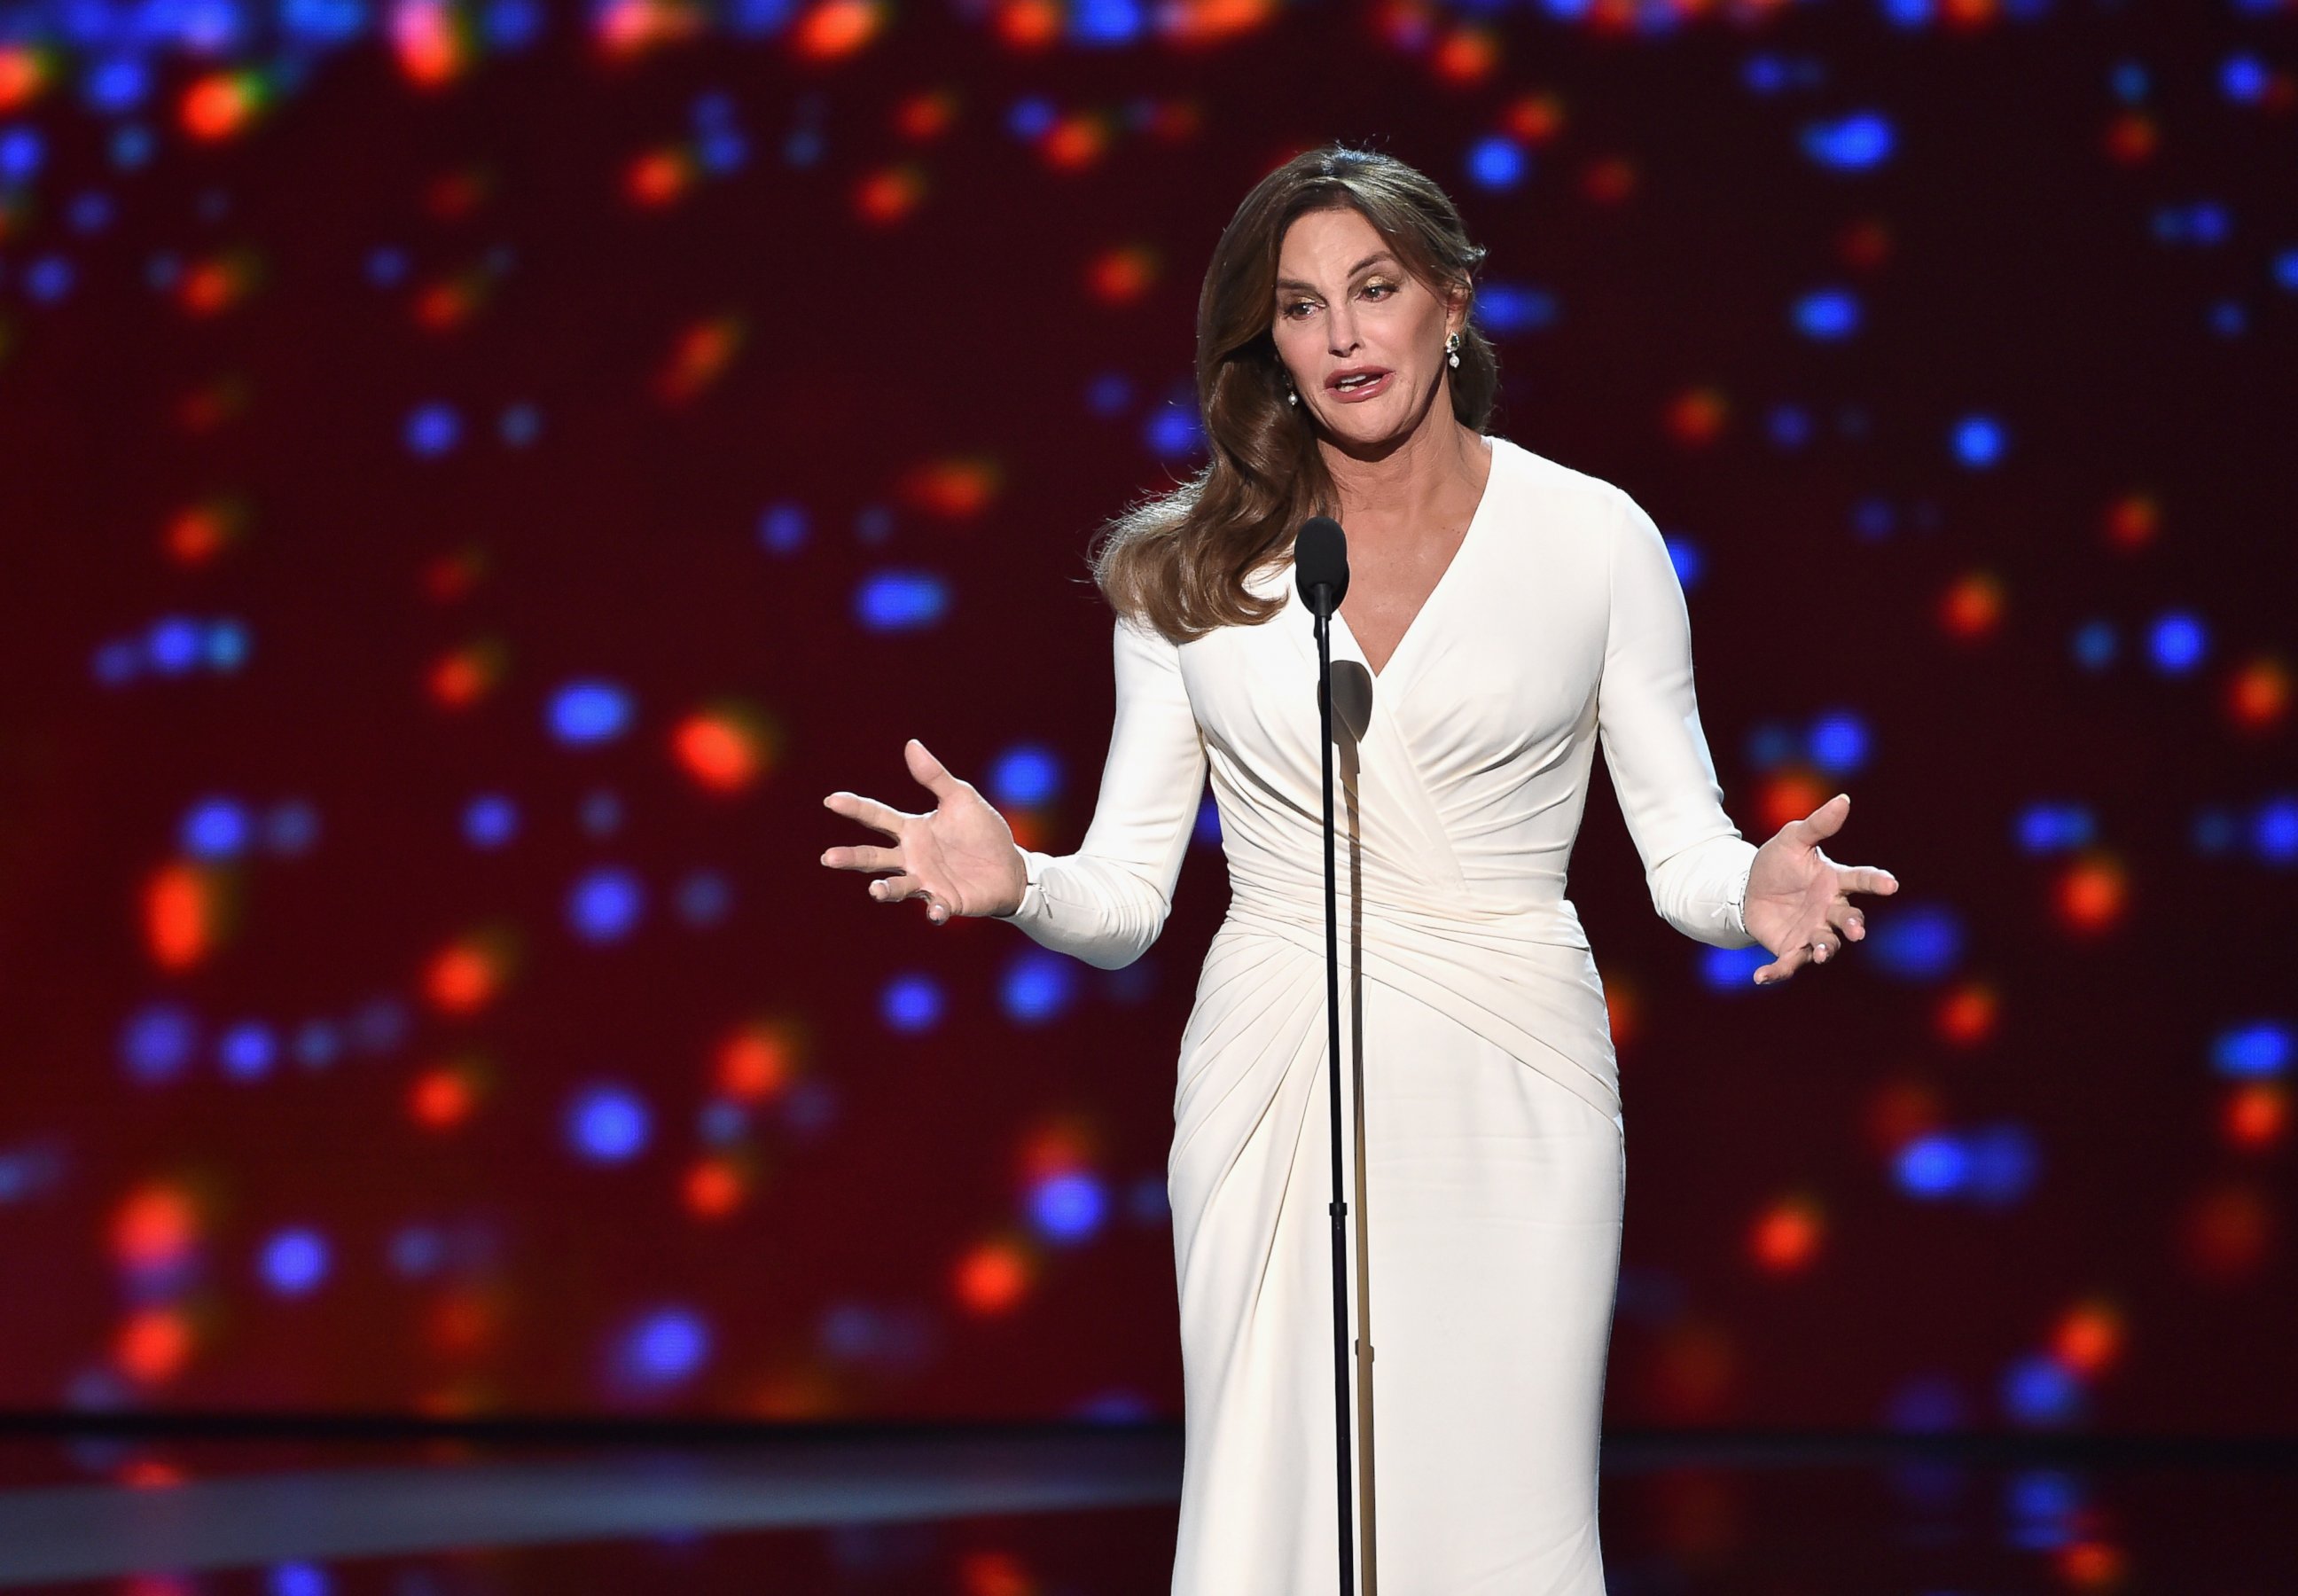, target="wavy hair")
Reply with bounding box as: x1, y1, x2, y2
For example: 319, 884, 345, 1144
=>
1089, 145, 1497, 643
